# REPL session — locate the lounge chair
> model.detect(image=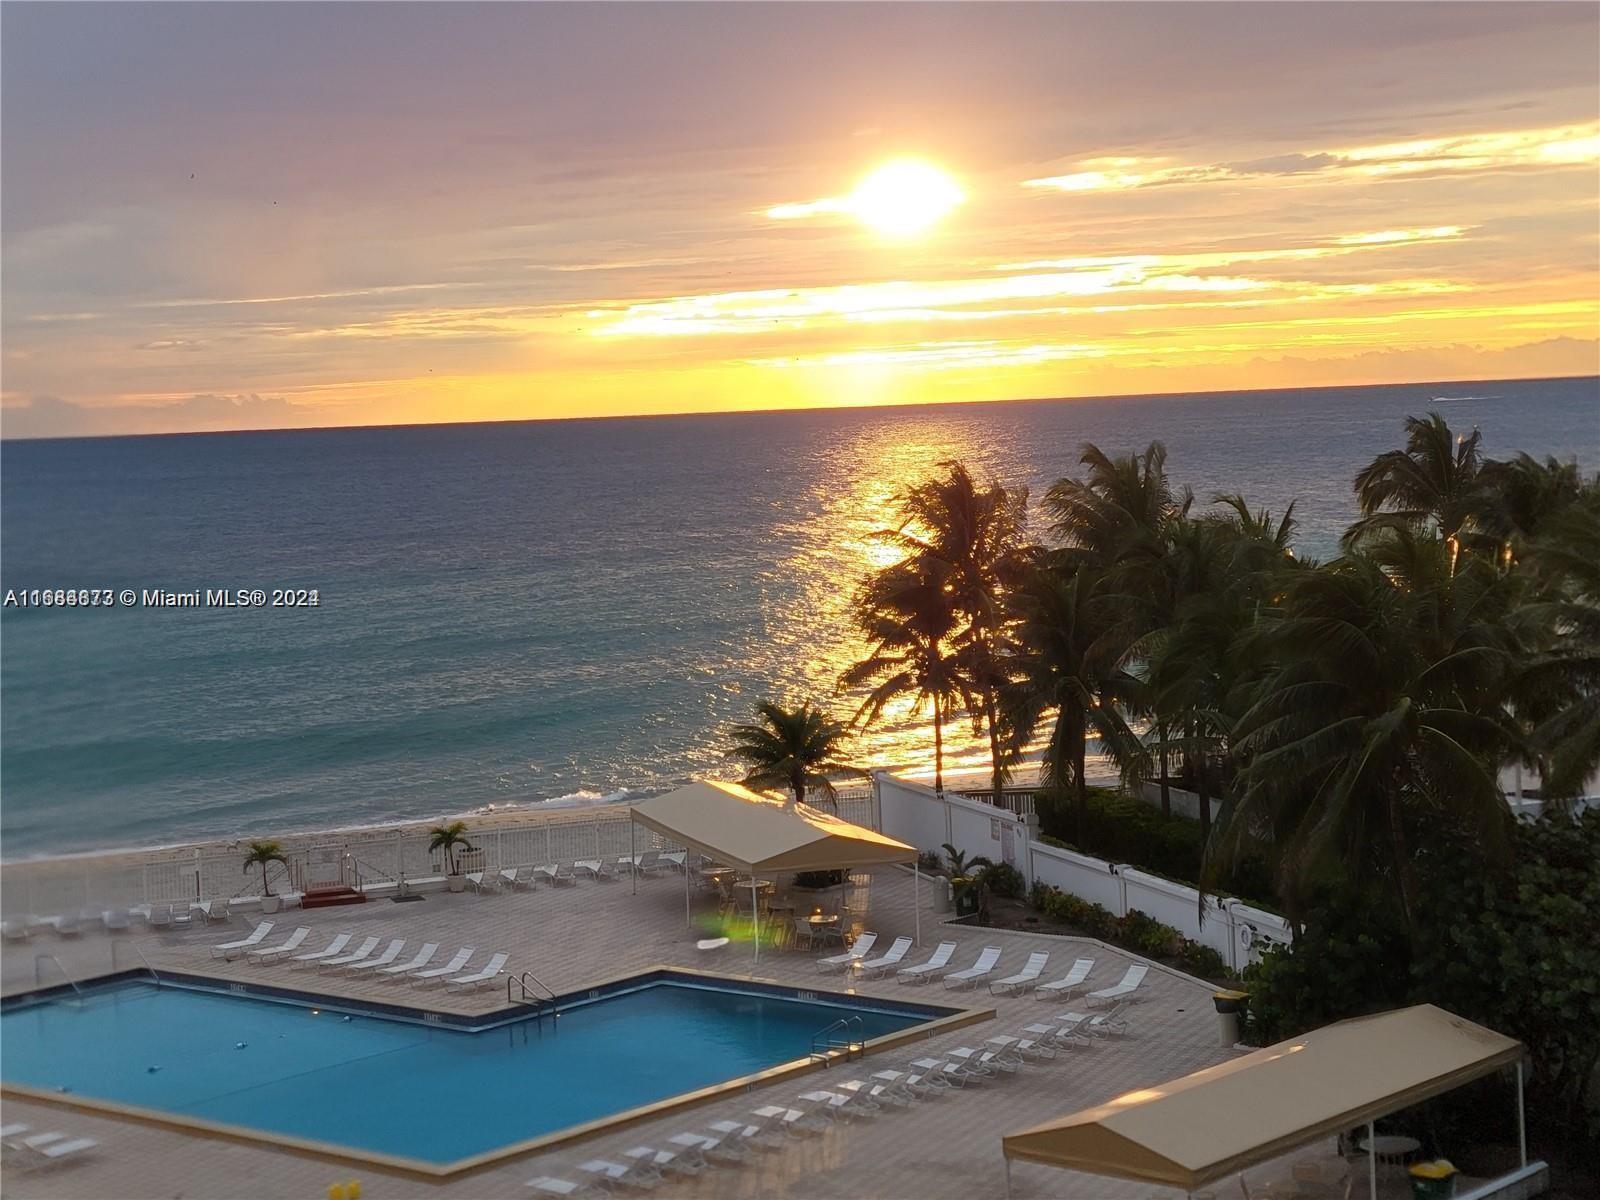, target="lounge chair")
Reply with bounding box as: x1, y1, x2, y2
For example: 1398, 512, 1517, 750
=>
1086, 963, 1148, 1007
526, 1177, 599, 1197
574, 858, 616, 881
147, 904, 173, 930
547, 863, 576, 886
247, 926, 311, 964
623, 1144, 705, 1177
206, 898, 232, 922
1056, 1004, 1132, 1036
1035, 956, 1095, 999
576, 1157, 661, 1191
619, 850, 659, 875
444, 951, 510, 990
989, 950, 1050, 996
895, 940, 957, 984
907, 1056, 975, 1088
659, 851, 688, 873
0, 1123, 31, 1139
854, 936, 913, 978
316, 935, 381, 971
797, 1089, 875, 1121
347, 938, 406, 973
6, 1131, 99, 1169
46, 913, 82, 937
836, 1077, 901, 1109
749, 1105, 816, 1139
667, 1130, 736, 1165
102, 907, 132, 933
865, 1069, 926, 1104
211, 921, 276, 960
287, 932, 353, 969
502, 866, 537, 891
703, 1120, 770, 1159
949, 1045, 1016, 1075
467, 870, 501, 895
817, 931, 876, 973
1, 920, 31, 942
411, 946, 476, 986
984, 1034, 1051, 1065
1023, 1020, 1092, 1049
376, 942, 439, 978
943, 946, 1002, 989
